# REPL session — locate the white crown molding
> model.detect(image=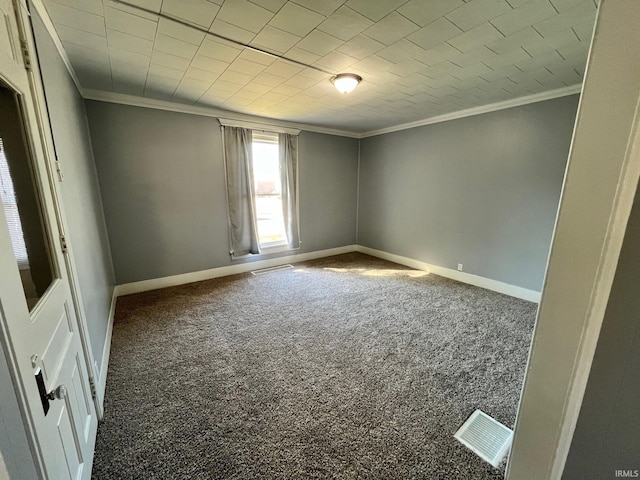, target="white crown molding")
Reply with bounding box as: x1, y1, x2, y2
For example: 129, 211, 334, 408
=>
359, 84, 583, 138
82, 89, 362, 138
28, 0, 83, 94
356, 245, 542, 303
